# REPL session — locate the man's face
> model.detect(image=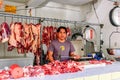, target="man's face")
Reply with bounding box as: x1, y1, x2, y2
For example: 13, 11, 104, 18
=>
57, 28, 67, 40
